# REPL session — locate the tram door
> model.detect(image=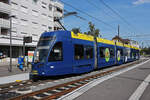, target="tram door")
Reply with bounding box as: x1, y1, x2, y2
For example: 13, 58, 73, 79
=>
73, 44, 94, 73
